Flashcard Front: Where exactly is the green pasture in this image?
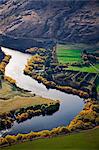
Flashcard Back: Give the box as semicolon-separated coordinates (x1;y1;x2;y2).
56;44;82;63
1;128;99;150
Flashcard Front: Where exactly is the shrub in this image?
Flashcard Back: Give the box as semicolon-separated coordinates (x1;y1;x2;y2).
25;132;37;140
82;110;96;123
16;134;24;141
0;137;8;146
91;104;99;113
59;127;70;134
5;135;16;145
4;76;16;84
39;130;50;137
51;127;61;135
84;122;94;129
95;117;99;125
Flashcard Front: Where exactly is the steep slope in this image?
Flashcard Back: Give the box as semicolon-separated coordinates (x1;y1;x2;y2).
0;0;99;49
0;47;5;61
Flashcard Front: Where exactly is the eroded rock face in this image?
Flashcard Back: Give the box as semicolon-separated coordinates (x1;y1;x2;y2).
0;0;99;49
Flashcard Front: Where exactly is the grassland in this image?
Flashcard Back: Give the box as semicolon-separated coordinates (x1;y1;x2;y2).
0;95;56;114
56;44;82;63
1;128;99;150
0;80;57;114
0;81;32;100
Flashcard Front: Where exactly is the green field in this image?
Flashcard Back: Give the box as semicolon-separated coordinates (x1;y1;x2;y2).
66;64;99;73
57;44;82;63
57;44;99;73
1;128;99;150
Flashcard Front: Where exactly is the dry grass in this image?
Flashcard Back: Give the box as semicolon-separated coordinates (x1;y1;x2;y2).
0;81;33;99
0;96;56;114
0;82;12;95
0;80;57;114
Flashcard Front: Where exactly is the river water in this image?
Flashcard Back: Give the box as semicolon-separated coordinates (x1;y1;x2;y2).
1;47;84;135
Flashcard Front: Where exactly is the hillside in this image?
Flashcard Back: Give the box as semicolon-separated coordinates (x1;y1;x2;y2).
0;0;99;50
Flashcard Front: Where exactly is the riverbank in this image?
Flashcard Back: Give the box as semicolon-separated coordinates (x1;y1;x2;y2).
24;72;99;131
0;127;99;150
0;94;60;130
24;72;89;99
24;56;89;99
0;98;98;148
0;55;11;75
0;50;60;131
0;77;60;131
0;93;59;114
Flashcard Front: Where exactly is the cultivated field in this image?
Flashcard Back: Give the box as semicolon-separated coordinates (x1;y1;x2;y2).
57;44;99;73
56;44;82;63
66;64;99;73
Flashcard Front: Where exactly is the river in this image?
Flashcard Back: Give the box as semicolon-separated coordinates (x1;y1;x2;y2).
1;47;84;136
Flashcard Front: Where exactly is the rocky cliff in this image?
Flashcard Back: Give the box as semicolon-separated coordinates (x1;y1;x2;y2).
0;0;99;50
